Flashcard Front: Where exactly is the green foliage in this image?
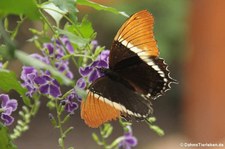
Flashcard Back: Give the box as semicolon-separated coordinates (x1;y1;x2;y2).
52;0;78;14
0;0;40;20
57;28;90;49
60;16;95;49
0;123;17;149
52;0;78;23
69;16;95;39
77;0;129;17
14;50;73;86
10;106;31;140
0;69;30;105
0;69;26;95
42;2;68;26
92;123;114;148
146;117;165;136
100;123;113;139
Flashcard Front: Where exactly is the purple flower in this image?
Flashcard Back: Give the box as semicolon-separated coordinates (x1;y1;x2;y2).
30;53;49;64
0;94;18;126
42;36;74;79
91;40;98;51
0;62;2;68
118;126;138;149
21;66;38;97
55;61;73;79
76;78;86;89
21;36;76;97
59;36;74;54
43;43;64;59
21;65;61;98
61;89;82;113
79;50;109;83
98;50;110;62
34;75;61;98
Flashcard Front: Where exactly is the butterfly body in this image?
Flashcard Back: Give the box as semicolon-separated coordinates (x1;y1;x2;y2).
81;10;176;128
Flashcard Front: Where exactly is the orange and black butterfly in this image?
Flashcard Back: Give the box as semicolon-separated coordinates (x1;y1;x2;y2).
81;10;176;128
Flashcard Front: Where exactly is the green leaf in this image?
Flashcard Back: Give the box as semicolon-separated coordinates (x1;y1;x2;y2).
92;133;100;143
14;50;73;86
41;3;67;26
77;0;129;17
103;125;113;138
0;0;40;20
69;16;95;39
52;0;78;14
75;86;87;100
0;123;17;149
57;28;90;48
58;138;64;147
107;136;124;149
149;125;165;136
147;117;156;123
0;69;30;105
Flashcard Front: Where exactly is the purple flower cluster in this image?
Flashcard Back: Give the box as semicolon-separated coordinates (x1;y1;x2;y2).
21;56;61;98
0;62;2;68
60;41;110;114
61;90;79;114
79;44;110;85
43;36;74;79
0;94;18;126
21;36;74;98
118;126;138;149
61;78;86;114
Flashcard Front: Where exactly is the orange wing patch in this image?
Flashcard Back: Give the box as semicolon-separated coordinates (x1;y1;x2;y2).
114;10;159;57
81;92;121;128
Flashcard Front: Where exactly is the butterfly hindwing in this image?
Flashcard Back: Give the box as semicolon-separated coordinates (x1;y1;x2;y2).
81;76;152;128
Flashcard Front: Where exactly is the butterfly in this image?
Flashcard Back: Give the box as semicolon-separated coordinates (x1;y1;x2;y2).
81;10;176;128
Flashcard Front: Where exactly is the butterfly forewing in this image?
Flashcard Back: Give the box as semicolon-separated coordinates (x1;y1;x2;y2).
110;10;175;98
110;10;159;68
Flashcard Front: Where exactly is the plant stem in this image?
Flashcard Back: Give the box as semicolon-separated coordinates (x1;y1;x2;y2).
55;99;66;149
99;126;108;149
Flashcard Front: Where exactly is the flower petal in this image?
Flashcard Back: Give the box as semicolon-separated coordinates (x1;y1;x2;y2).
89;69;99;82
91;40;98;51
65;102;78;113
98;50;110;61
125;136;138;146
97;60;108;68
34;76;47;85
0;94;9;108
66;71;74;79
3;107;13;116
49;84;61;97
6;99;18;111
30;53;49;64
43;43;54;55
39;84;49;94
76;78;86;89
1;114;14;126
79;67;93;76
